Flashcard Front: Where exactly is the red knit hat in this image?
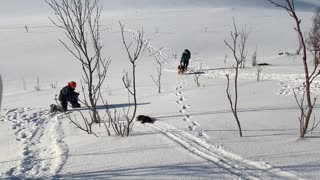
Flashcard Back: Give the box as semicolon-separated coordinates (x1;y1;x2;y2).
68;81;77;89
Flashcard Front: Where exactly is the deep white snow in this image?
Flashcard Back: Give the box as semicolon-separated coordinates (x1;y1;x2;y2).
1;0;320;179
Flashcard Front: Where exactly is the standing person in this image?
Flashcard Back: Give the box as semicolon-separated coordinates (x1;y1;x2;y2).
58;81;81;112
180;49;191;71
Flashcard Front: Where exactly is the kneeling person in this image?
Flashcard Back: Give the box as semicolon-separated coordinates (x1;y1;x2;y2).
58;81;81;112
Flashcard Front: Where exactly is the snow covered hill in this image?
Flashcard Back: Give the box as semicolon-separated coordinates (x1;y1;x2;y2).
1;0;320;179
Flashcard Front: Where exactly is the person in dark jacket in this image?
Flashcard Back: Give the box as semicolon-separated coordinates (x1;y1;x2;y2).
180;49;191;71
58;81;81;112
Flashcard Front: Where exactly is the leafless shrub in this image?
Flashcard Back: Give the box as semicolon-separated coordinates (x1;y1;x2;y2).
252;47;258;67
256;65;262;82
269;0;320;137
46;0;111;135
150;56;163;94
123;71;131;88
118;22;146;136
193;63;203;87
310;115;320;134
34;76;40;91
106;84;112;96
24;25;29;32
224;18;246;137
296;33;302;55
51;81;58;89
306;7;320;66
224;53;228;64
239;27;249;69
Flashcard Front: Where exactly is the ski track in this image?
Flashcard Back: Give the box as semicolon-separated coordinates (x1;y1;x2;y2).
0;108;68;179
148;121;303;180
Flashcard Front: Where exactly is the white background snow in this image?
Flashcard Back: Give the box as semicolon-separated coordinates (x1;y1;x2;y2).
1;0;320;179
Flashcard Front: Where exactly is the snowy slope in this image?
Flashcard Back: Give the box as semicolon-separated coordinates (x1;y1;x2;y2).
1;0;320;179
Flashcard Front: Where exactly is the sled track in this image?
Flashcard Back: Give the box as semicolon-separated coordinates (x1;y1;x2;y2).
148;122;303;180
1;108;68;179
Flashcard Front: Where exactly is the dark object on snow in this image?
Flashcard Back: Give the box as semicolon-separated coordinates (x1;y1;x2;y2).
278;52;291;56
49;104;62;113
136;115;154;124
58;81;81;112
257;63;271;66
180;49;191;71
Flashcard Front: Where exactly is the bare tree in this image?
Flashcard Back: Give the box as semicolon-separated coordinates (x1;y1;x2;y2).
34;76;40;91
268;0;320;137
193;63;203;87
50;81;58;89
224;18;246;137
306;7;320;66
256;65;263;82
120;22;146;136
296;32;302;55
24;25;29;33
0;74;2;111
252;47;258;67
240;28;248;69
46;0;111;135
150;56;163;94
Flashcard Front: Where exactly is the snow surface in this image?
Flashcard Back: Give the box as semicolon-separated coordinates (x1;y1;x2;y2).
1;0;320;179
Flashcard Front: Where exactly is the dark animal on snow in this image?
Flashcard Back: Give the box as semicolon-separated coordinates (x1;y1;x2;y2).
136;115;154;124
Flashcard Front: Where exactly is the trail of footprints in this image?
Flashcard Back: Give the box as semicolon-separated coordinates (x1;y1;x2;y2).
0;108;67;178
175;77;209;139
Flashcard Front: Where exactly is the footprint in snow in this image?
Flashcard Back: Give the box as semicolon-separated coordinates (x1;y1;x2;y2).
175;91;183;96
181;105;190;110
198;130;209;139
192;121;200;126
183;115;191;121
176;86;183;90
188;125;196;131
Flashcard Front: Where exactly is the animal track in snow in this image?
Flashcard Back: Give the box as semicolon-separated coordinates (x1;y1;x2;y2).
198;130;209;139
183;115;191;121
175;91;184;96
181;105;190;110
188;125;196;131
192;121;200;127
176;86;183;90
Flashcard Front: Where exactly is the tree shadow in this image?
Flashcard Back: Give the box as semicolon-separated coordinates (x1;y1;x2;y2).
52;162;227;180
72;102;150;111
154;104;301;120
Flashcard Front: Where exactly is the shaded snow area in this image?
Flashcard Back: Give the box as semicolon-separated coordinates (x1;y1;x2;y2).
1;0;320;179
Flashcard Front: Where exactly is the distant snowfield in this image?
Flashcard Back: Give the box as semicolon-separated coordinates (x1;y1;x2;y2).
1;1;320;179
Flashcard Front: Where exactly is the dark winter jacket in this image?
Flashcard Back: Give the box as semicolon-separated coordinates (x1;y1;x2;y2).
181;50;191;63
58;85;78;102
